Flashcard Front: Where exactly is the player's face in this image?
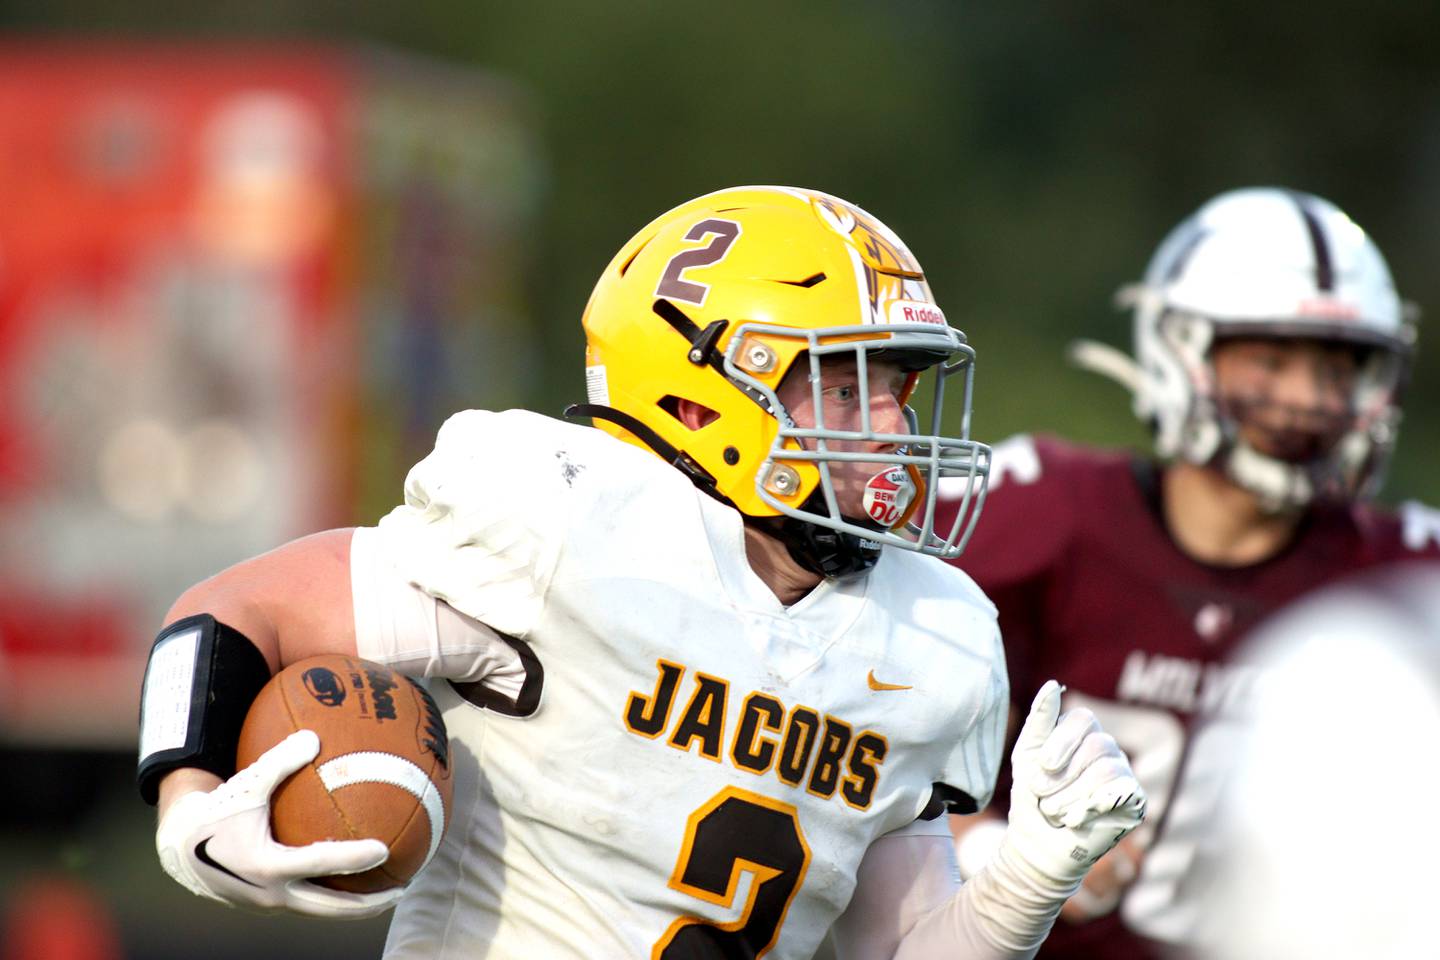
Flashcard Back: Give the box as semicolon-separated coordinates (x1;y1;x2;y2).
776;356;911;516
1211;337;1360;463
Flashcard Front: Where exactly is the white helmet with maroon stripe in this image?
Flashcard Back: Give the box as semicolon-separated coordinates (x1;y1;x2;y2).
1078;187;1416;510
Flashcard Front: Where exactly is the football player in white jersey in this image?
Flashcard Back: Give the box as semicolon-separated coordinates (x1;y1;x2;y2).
137;186;1145;959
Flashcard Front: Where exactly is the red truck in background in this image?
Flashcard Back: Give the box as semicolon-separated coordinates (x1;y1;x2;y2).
0;42;541;750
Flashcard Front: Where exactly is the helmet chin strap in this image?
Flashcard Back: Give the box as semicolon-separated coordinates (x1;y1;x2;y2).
564;402;736;509
1221;442;1314;514
755;464;919;580
745;505;882;581
747;475;900;580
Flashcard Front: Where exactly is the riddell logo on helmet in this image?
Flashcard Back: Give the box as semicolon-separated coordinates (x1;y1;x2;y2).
1297;298;1361;320
887;301;946;326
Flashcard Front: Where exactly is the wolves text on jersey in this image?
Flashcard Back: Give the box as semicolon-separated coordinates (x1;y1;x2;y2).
623;659;887;810
1116;650;1265;718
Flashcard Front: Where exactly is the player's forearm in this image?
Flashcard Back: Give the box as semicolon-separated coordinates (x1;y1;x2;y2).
143;531;360;815
895;841;1076;960
830;828;1062;960
149;577;305;820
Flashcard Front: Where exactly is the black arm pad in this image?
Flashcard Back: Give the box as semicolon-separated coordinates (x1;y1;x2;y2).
136;614;272;805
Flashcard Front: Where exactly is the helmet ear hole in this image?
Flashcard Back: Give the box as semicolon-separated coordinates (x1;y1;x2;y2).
660;395;721;431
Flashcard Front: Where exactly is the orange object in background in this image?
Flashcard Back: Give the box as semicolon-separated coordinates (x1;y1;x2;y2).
0;876;123;960
0;42;541;750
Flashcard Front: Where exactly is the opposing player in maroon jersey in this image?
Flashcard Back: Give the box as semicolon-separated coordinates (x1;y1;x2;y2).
940;187;1440;960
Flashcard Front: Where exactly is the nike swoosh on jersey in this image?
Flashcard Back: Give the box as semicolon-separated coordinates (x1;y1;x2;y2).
194;838;261;887
867;669;912;692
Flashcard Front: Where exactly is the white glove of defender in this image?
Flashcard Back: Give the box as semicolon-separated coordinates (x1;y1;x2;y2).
155;729;403;919
1004;680;1146;884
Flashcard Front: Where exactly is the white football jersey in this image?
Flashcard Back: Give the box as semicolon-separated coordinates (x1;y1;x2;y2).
353;409;1007;960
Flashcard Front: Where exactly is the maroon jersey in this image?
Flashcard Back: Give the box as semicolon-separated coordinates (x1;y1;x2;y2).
939;434;1440;960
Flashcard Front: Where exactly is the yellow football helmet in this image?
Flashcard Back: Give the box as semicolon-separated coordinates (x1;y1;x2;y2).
574;185;989;576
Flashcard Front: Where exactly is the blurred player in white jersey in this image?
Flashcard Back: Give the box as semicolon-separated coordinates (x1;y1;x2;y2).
1197;560;1440;960
136;185;1144;959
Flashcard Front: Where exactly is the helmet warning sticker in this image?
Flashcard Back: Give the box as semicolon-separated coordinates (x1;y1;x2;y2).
585;364;610;406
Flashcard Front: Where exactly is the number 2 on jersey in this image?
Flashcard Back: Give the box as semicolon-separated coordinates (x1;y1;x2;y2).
653;787;811;960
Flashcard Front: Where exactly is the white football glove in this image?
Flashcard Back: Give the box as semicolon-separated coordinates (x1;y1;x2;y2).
155;729;403;919
1003;680;1147;885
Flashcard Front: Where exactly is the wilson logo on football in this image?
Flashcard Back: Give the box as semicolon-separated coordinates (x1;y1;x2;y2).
885;300;946;326
302;667;347;707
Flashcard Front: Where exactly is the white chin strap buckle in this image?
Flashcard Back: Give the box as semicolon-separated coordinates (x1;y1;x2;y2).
862;466;915;529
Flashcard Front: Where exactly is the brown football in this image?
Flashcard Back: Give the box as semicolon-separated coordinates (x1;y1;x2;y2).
235;654;453;893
